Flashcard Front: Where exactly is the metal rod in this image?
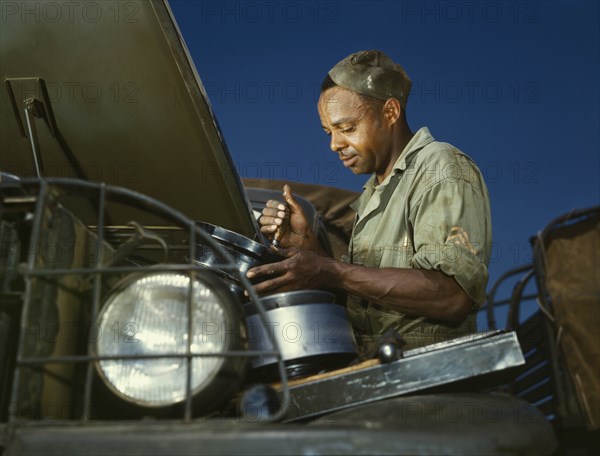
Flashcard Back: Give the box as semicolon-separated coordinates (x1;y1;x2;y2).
507;269;536;330
486;264;533;329
480;293;538;308
18;350;278;365
23;104;44;178
8;181;48;423
184;223;196;421
22;264;217;277
82;183;106;421
5;80;27;138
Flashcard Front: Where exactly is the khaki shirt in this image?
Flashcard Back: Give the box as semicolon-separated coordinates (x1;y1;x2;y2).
344;127;492;349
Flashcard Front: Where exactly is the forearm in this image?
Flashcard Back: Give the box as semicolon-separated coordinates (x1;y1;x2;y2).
323;260;473;322
248;250;473;322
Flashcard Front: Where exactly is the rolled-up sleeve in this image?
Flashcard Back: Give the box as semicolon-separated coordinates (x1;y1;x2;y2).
410;175;491;307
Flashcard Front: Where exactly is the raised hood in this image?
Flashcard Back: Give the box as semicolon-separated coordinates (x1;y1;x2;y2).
0;0;259;239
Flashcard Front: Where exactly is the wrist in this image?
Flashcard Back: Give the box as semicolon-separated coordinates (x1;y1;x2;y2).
318;255;344;287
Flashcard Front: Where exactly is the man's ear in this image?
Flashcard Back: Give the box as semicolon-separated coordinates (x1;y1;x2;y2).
383;98;402;125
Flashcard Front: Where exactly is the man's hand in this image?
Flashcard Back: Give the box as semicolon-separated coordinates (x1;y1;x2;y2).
246;247;333;294
258;184;319;252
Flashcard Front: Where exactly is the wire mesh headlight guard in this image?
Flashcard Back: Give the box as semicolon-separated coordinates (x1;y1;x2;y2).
1;177;290;423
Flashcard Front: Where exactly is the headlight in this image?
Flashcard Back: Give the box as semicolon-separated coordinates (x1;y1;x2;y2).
94;271;247;411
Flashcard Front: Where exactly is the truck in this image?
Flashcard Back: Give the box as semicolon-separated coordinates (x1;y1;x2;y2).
1;1;597;454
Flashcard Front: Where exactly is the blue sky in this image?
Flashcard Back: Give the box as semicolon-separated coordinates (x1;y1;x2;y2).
169;0;600;328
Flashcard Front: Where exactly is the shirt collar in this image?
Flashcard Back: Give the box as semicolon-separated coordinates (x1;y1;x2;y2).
362;126;436;191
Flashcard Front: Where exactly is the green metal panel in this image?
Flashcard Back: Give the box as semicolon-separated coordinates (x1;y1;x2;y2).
0;0;259;238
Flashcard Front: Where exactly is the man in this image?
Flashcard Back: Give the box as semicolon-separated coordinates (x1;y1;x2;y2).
247;50;492;349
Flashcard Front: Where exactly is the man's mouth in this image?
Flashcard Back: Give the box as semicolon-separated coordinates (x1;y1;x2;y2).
341;154;358;168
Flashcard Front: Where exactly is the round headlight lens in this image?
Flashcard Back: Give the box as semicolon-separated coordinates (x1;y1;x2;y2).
95;272;241;407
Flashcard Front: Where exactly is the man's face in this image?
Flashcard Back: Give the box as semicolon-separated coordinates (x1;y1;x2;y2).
318;87;393;179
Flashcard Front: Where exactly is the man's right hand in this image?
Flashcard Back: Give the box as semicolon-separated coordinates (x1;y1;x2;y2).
259;184;318;252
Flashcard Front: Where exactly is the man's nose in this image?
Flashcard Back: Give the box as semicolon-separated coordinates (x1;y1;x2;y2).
330;131;346;152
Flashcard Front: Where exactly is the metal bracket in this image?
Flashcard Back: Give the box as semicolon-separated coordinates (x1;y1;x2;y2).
278;331;525;422
4;78;85;181
5;78;58;137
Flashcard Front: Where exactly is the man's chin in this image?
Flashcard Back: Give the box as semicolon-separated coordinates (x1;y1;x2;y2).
349;166;368;175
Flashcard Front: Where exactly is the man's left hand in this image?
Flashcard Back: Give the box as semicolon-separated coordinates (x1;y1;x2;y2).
246;247;331;294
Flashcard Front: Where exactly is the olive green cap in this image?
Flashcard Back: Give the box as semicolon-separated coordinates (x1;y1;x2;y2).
328;50;412;108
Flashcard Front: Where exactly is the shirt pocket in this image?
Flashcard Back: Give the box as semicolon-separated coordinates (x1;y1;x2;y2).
374;244;414;269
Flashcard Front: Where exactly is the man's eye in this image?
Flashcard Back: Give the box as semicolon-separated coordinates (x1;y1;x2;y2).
341;127;355;134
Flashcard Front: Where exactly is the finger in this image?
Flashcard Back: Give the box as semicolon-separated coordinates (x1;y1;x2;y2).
250;275;289;294
261;207;280;218
266;199;285;209
283;184;303;215
246;262;282;279
260;225;278;235
259;216;282;227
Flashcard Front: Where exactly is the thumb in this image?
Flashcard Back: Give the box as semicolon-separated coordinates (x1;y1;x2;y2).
282;184;302;214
